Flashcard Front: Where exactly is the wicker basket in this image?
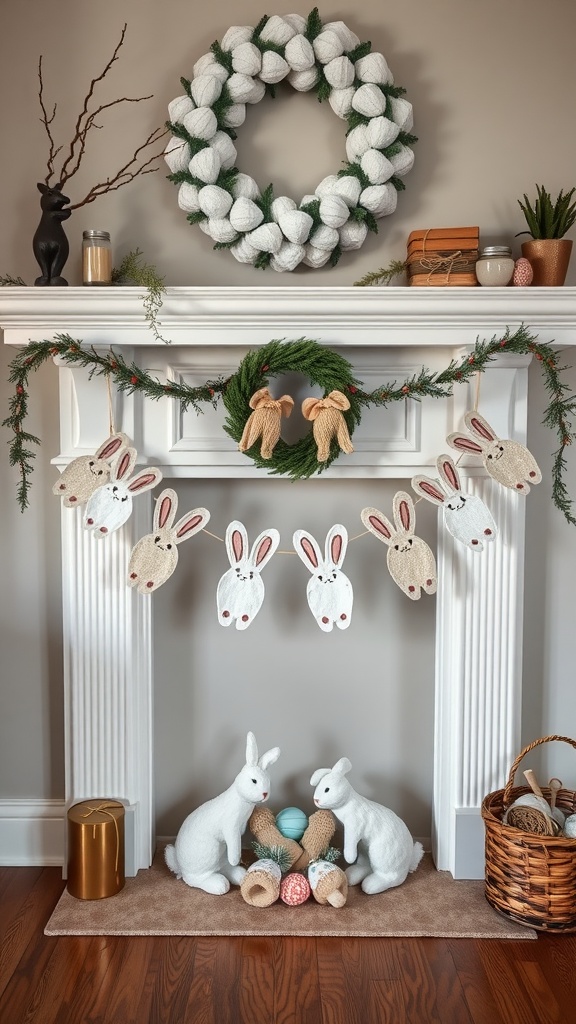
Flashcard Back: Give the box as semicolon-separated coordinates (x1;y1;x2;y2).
482;735;576;931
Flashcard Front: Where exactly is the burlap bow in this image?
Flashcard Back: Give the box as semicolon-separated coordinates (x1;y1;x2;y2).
302;390;354;463
238;387;294;460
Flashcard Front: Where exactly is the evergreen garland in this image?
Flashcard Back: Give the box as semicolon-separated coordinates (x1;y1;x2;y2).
4;328;576;525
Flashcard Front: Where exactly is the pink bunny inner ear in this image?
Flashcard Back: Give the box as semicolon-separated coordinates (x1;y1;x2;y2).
331;534;343;564
232;529;244;562
116;451;133;480
451;436;483;455
98;437;124;460
128;472;159;492
441;459;459;490
176;514;204;538
368;515;392;540
468;415;496;442
300;537;318;567
398;499;411;531
255;536;273;566
158;495;172;528
420;480;445;503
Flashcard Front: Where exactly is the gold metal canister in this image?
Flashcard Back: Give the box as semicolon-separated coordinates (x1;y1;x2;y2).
67;800;125;900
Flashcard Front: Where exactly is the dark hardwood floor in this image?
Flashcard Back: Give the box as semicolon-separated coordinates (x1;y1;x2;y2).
1;866;576;1023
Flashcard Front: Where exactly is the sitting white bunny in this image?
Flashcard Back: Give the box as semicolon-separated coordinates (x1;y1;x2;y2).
165;732;280;894
310;757;423;894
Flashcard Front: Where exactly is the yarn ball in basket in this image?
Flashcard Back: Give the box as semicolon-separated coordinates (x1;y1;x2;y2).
513;257;533;287
563;813;576;838
280;872;311;906
276;806;308;840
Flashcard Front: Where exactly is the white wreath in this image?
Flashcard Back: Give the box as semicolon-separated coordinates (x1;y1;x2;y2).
164;10;415;272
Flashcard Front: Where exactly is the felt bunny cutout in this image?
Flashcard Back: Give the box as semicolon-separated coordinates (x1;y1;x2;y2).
165;731;281;894
52;432;130;508
293;524;353;631
217;521;280;629
447;411;542;494
127;488;211;593
412;455;498;552
361;491;437;600
302;390;354;463
238;387;294;460
83;446;162;538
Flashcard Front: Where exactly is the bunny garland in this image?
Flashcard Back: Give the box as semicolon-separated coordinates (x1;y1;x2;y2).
293;524;353;630
83;447;163;538
301;390;354;462
127;488;210;593
53;432;130;508
361;492;437;600
238;387;294;459
447;412;542;494
412;455;498;552
165;9;415;271
217;521;280;629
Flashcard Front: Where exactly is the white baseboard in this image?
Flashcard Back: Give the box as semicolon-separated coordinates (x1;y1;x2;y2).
0;799;66;866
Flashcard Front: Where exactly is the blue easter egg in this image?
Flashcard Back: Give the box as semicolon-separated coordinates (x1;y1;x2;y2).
276;807;308;841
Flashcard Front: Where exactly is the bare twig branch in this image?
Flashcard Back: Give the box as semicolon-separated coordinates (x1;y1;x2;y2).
59;93;157;183
58;22;128;185
37;56;62;183
68;127;167;209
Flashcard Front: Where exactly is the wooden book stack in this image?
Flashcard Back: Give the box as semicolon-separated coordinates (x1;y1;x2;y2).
407;227;479;286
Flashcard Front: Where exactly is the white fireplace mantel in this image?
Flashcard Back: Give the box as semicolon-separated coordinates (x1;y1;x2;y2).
3;285;576;879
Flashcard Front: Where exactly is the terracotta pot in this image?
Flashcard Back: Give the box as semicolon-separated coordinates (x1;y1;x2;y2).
521;238;573;286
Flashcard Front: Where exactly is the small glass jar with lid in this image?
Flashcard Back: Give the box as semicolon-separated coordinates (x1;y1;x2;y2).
82;229;112;285
475;245;515;287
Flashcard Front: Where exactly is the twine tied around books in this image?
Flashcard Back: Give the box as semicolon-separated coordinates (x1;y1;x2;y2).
418;228;473;284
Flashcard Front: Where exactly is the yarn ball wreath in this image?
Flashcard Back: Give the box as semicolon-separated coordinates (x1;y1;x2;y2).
222;338;364;478
164;8;416;271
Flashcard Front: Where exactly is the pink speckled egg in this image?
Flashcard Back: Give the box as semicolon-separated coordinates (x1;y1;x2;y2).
513;257;533;287
280;872;311;906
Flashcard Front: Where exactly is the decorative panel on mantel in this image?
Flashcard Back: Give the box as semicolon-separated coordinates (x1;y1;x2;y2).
2;287;575;878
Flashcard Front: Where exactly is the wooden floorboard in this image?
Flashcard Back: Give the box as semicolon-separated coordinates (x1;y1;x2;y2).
1;867;576;1024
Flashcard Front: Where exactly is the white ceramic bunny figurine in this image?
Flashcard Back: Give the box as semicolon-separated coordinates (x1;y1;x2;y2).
127;488;210;593
83;447;162;538
293;524;353;631
217;521;280;629
412;454;497;551
165;732;280;894
310;757;423;894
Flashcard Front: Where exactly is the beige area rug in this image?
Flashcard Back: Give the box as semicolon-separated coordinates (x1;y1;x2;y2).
45;850;536;939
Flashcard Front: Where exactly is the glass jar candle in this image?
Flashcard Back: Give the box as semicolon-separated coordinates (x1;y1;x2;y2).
82;229;112;285
475;246;514;287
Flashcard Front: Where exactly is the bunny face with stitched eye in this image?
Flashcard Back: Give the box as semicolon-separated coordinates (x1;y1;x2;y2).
412;455;497;552
216;521;280;629
293;525;353;632
447;412;541;494
83;447;162;538
128;488;210;593
53;433;129;508
361;491;437;601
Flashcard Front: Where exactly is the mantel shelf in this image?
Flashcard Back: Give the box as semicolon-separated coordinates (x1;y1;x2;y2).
2;286;576;349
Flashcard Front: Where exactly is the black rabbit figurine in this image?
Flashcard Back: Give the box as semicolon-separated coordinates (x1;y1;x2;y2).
33;182;71;285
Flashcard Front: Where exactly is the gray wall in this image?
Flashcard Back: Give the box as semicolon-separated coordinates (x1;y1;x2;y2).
1;0;576;829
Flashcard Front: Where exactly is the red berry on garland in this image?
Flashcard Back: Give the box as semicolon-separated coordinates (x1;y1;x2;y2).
261;364;270;373
468;356;475;364
402;385;410;394
280;873;310;906
130;375;138;384
348;385;357;394
16;385;24;394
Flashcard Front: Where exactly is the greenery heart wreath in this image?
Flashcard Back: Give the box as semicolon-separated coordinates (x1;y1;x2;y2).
164;8;416;271
5;327;576;526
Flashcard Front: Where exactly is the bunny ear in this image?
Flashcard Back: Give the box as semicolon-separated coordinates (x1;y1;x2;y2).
360;507;395;546
412;475;446;506
127;468;163;494
259;746;280;770
293;530;323;572
310;767;330;786
249;386;271;410
301;397;323;422
173;507;210;543
465;412;498;443
249;529;280;570
437;454;460;492
278;395;294;418
153;488;178;531
226;521;248;566
246;731;258;767
393;491;415;535
111;447;137;481
332;756;352;775
326;524;348;568
95;432;130;461
446;432;485;456
326;389;351;411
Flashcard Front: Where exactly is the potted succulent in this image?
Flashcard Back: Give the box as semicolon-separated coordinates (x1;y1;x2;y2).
517;185;576;285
